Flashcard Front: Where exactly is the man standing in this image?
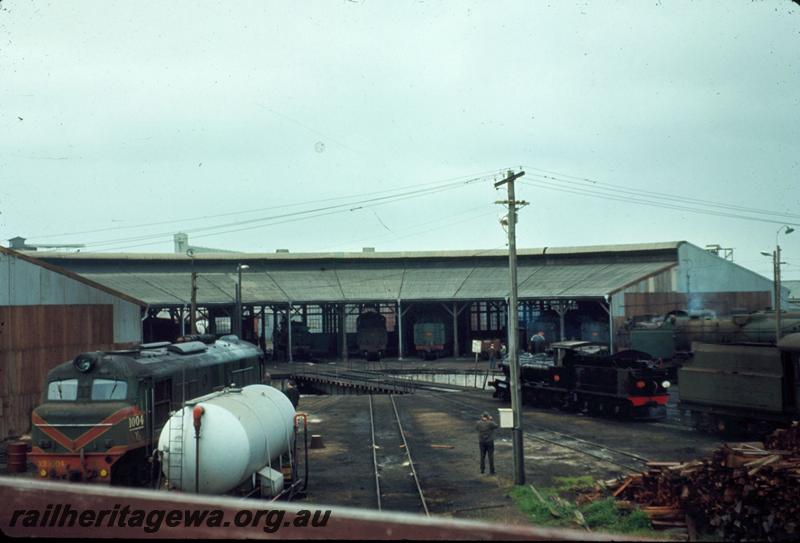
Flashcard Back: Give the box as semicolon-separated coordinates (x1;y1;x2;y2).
530;329;546;354
487;343;497;369
284;380;300;408
476;411;498;475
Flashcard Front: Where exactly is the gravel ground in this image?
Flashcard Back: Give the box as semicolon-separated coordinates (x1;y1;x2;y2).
298;387;724;526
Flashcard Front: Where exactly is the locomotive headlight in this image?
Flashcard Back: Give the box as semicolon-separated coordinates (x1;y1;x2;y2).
661;380;671;389
99;468;109;478
73;354;95;373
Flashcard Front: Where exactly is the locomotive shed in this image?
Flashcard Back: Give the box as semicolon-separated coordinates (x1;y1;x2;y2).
296;382;724;523
1;240;782;535
22;239;777;371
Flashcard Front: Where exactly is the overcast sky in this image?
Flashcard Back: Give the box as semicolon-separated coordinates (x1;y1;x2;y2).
1;1;798;279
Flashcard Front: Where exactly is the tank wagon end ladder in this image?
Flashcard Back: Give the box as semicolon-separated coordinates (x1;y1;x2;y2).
165;412;185;489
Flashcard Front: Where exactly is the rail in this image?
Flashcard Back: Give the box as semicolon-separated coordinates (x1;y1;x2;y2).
433;393;651;474
368;394;430;516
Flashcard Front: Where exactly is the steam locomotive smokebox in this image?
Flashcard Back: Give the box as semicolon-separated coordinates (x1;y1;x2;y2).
498;408;513;429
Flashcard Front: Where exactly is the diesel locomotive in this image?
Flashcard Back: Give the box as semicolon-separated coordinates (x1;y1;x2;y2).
492;341;672;420
29;335;262;486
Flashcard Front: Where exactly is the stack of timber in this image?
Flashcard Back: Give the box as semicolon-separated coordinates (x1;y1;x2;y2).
604;423;800;541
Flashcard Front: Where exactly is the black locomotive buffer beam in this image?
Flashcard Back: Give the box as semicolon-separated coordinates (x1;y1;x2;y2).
368;394;430;516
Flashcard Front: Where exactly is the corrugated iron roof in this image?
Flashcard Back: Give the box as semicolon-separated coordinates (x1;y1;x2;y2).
0;246;147;307
77;259;676;305
21;241;683;262
19;241;686;306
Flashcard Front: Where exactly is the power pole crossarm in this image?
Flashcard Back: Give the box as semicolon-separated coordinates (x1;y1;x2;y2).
494;170;526;188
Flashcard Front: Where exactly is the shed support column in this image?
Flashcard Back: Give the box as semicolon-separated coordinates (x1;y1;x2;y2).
339;303;348;363
271;305;278;343
598;297;613;353
260;305;266;354
452;302;460;358
608;296;614;353
552;302;568;341
287;303;293;363
442;302;466;359
397;299;403;361
208;308;217;336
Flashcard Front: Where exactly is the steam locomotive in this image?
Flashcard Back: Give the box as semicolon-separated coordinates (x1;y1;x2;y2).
356;311;388;361
625;310;800;360
492;341;672;420
29;335;262;486
274;320;312;360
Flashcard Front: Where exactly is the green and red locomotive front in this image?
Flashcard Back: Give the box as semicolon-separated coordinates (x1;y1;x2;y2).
30;336;263;485
30;352;150;484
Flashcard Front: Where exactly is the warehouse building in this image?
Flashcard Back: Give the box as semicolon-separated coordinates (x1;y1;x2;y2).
23;241;777;361
0;247;144;439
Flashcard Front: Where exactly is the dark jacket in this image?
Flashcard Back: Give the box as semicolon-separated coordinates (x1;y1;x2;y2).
284;386;300;408
476;419;498;444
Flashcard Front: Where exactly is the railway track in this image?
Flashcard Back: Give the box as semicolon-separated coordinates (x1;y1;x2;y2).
368;394;430;516
432;392;651;474
297;393;343;412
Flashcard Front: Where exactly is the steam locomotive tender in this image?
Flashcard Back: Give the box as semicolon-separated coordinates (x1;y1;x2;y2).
678;333;800;435
413;318;446;360
30;335;262;486
492;341;672;420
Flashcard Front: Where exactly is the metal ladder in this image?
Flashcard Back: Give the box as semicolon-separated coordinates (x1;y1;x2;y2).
166;410;184;490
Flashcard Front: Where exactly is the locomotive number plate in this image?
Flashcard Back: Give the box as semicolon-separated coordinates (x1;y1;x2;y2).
37;459;66;469
128;414;145;431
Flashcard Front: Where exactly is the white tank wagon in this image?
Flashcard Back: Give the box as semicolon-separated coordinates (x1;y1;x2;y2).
157;384;297;496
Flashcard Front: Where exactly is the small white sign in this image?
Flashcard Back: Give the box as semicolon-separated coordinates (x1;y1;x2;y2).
498;408;513;428
472;340;482;354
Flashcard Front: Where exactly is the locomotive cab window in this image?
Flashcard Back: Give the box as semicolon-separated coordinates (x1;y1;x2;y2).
47;379;79;401
91;379;128;400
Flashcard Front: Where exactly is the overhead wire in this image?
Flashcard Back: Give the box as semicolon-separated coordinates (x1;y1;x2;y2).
316;204;494;252
520;177;800;228
29;166;514;241
523;165;800;221
80;173;500;251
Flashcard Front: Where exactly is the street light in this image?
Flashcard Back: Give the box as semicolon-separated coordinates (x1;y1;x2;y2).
236;264;250;338
763;226;794;342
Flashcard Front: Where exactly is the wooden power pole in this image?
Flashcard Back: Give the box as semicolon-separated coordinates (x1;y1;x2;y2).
190;271;198;335
495;169;527;486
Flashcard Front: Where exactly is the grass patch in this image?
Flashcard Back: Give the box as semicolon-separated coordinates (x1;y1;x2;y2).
551;475;596;492
509;483;657;537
